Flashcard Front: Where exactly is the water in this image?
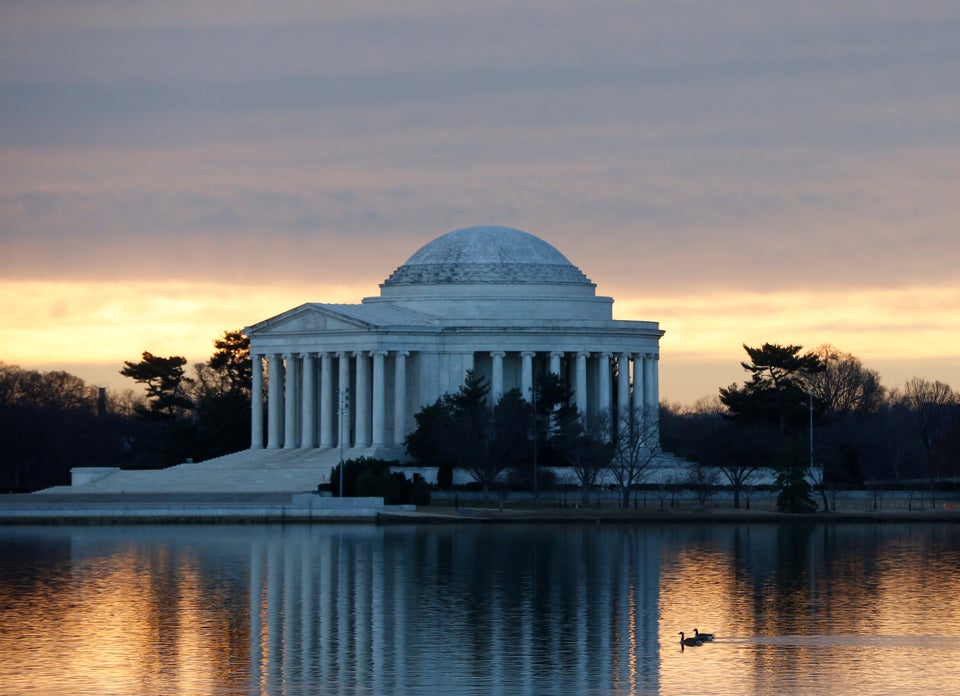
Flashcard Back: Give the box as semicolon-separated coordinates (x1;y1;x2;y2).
1;522;959;695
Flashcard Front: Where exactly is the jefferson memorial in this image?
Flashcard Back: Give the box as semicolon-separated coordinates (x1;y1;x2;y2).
246;225;663;461
53;225;664;495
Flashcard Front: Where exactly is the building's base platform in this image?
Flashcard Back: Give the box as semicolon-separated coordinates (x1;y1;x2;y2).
37;447;405;496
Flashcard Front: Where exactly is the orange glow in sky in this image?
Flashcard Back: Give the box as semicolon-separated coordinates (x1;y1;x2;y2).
2;1;959;404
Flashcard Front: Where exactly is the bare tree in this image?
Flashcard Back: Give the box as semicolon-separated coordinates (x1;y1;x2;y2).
568;410;614;504
608;406;660;508
712;423;773;509
663;397;763;510
892;378;958;484
686;462;721;510
809;345;885;418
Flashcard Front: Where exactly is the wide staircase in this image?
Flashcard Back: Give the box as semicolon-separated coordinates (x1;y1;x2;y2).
39;447;404;495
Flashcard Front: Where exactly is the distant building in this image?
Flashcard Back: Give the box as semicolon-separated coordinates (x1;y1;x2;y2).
245;225;664;461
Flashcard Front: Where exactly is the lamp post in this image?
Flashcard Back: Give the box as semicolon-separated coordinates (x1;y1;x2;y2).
532;383;539;508
338;387;349;498
808;389;814;472
809;387;828;511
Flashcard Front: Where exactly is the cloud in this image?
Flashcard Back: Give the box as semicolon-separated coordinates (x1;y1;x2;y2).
2;0;959;402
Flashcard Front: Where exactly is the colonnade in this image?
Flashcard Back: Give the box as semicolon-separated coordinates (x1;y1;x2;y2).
250;350;409;450
250;349;659;450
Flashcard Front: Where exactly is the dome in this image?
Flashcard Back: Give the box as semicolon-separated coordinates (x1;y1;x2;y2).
382;226;593;286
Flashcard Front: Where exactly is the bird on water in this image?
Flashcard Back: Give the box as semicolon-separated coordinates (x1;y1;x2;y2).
694;628;714;641
679;632;702;647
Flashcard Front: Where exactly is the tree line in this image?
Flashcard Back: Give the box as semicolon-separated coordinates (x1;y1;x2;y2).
0;330;251;492
661;343;960;510
401;342;960;511
3;335;958;508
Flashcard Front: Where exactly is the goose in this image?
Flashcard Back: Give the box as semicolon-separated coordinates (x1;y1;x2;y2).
694;628;715;641
679;632;702;647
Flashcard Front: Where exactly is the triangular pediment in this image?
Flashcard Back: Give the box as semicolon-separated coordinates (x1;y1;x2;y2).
245;302;440;336
245;304;373;336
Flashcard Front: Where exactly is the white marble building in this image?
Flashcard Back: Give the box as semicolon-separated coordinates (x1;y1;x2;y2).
48;225;665;494
245;225;664;461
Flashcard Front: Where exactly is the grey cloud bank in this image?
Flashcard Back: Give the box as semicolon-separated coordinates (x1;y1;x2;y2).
2;0;959;402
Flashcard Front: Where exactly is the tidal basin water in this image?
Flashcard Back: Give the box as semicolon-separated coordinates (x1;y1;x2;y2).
2;522;959;696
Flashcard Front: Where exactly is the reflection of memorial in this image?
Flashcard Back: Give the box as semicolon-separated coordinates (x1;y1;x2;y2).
7;524;957;694
246;525;662;694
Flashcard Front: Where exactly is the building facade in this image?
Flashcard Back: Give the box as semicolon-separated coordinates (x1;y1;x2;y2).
244;226;664;460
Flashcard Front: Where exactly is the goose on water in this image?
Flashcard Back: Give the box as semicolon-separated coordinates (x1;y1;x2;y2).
679;632;702;647
694;629;714;641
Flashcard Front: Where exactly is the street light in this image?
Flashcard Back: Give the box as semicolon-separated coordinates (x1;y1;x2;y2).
531;383;539;508
338;387;349;498
809;389;814;472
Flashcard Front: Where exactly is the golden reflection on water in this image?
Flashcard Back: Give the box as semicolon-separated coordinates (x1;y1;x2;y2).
2;523;960;695
658;524;960;695
0;529;250;695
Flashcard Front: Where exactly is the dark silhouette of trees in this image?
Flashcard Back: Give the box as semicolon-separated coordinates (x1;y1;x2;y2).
119;330;253;465
719;343;825;511
120;352;194;422
890;378;958;484
809;345;885;418
0;362;152;491
192;330;252;460
803;345;884;488
404;370;533;501
405;400;455;484
121;351;196;464
206;330;252;395
720;343;825;437
568;411;614;504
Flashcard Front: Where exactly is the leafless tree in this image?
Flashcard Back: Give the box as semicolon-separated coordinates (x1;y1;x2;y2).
712;422;773;509
890;378;958;483
808;345;885;418
608;406;660;508
686;461;721;509
568;410;614;504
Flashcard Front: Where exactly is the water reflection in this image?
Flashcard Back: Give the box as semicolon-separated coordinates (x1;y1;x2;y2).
1;523;960;695
244;525;661;695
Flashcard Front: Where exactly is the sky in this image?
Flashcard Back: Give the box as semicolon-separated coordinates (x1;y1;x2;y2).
1;0;959;406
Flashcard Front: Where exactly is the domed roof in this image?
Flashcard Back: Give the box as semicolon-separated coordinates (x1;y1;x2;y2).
382;226;592;286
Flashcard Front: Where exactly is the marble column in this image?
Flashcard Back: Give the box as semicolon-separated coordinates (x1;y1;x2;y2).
251;353;264;449
550;351;563;377
284;353;299;449
632;354;645;425
617;353;630;432
647;353;660;441
596;352;611;426
267;354;284;449
521;351;535;401
575;352;589;419
301;352;317;448
337;352;351;448
355;351;371;447
644;353;657;412
372;350;387;447
394;351;408;446
320;353;334;447
491;351;505;405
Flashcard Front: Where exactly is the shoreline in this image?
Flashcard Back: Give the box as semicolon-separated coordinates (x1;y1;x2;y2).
2;493;959;525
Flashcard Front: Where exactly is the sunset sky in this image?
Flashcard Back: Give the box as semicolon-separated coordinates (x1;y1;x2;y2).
2;1;958;405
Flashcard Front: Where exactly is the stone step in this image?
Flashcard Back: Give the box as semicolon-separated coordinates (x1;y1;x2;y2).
44;447;397;495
